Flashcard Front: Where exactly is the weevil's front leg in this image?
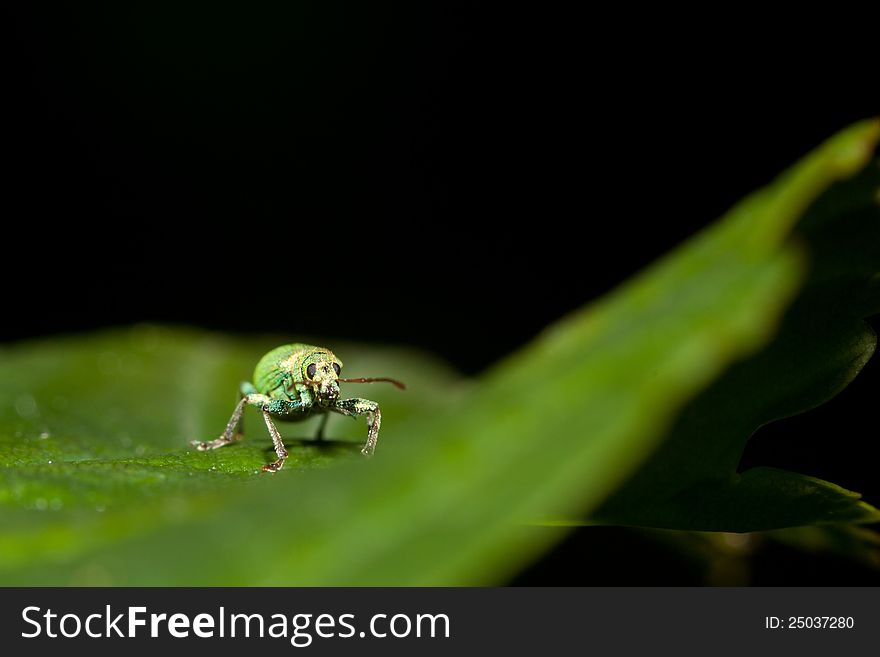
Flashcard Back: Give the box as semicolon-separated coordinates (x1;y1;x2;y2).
193;391;303;472
331;398;381;456
259;399;304;472
261;407;288;473
190;389;268;451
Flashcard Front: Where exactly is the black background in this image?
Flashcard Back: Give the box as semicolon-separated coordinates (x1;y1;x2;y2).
3;3;879;584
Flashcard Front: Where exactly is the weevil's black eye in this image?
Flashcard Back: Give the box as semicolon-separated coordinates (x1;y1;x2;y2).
306;363;317;379
333;363;341;375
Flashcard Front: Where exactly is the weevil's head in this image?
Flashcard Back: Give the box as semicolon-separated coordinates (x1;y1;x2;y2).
301;349;343;405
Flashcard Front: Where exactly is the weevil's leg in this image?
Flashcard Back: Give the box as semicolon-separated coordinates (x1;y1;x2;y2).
237;381;259;435
191;391;269;451
253;399;302;472
331;398;381;456
314;411;330;442
192;396;247;451
261;408;288;473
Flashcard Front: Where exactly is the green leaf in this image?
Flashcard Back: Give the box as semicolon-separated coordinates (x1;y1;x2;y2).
0;328;465;572
0;120;877;584
593;151;880;531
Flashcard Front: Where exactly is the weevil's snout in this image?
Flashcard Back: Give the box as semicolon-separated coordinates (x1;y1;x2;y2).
320;380;340;402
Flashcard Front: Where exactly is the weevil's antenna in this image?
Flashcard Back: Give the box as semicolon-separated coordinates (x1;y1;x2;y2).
338;377;406;390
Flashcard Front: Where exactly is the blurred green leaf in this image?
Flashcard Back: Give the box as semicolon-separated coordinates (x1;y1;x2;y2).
0;120;877;584
593;153;880;531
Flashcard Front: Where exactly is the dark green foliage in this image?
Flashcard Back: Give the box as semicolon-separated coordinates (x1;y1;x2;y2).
595;155;880;531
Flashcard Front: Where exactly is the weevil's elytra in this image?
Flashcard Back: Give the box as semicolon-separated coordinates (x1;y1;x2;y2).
190;344;405;472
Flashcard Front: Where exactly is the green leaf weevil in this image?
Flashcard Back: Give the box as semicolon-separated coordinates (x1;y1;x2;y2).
191;343;405;472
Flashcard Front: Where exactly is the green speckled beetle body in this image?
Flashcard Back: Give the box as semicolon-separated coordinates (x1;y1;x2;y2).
191;344;405;472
